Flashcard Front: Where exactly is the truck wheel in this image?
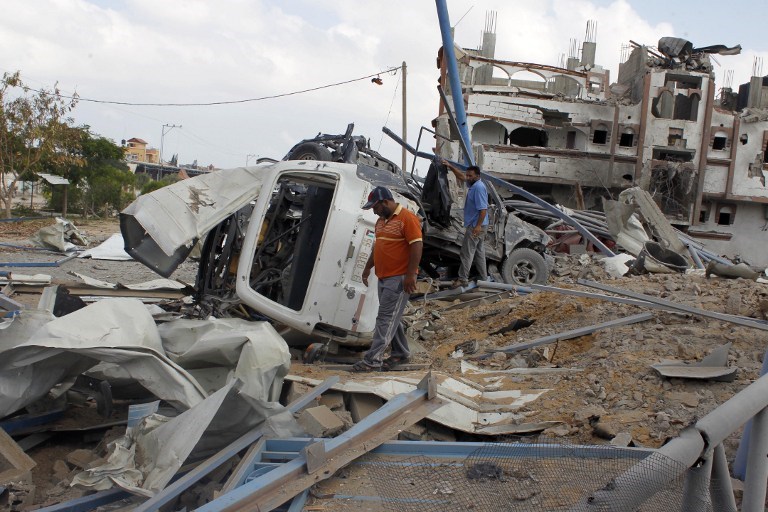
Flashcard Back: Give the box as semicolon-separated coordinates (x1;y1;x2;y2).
287;143;332;161
501;248;548;285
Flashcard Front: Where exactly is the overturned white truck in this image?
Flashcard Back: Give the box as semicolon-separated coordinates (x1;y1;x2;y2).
121;137;551;348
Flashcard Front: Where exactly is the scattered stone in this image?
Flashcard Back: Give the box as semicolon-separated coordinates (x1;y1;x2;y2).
543;424;571;437
423;422;457;442
574;405;607;423
610;432;633;447
297;405;345;437
285;382;314;410
65;449;97;470
333;409;354;430
420;328;437;341
588;416;616;440
726;293;742;315
399;423;427;441
490;352;507;363
52;460;70;481
669;392;699;408
318;391;345;411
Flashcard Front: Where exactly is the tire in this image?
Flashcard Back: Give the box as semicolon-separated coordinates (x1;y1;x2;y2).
501;248;549;285
286;142;332;161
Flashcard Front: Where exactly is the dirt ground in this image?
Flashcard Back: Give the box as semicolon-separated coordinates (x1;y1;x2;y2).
1;216;767;509
0;216;198;286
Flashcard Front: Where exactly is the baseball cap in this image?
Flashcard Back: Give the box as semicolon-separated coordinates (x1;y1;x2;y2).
362;186;394;209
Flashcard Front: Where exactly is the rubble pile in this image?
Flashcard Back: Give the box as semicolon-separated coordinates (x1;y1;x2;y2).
2;219;767;510
409;255;766;450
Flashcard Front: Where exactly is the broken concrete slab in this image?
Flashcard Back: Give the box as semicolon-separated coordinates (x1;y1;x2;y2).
652;343;737;382
347;393;384;423
706;261;760;281
65;449;98;470
616;188;689;259
298;406;345;437
287;373;550;435
284;382;314;409
318;391;345;411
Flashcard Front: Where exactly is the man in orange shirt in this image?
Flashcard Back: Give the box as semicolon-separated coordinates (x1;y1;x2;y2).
353;186;423;371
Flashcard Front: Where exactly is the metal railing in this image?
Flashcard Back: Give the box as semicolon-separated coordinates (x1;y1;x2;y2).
570;372;768;511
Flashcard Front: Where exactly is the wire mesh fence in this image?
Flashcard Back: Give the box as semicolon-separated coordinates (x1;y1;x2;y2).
364;437;715;512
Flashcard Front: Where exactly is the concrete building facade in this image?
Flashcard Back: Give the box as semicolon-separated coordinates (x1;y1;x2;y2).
124;137;159;164
435;28;768;266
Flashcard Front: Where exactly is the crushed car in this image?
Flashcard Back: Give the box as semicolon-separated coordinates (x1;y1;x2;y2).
121;125;552;349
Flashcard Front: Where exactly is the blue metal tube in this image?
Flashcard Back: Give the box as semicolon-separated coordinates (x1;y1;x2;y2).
435;0;474;165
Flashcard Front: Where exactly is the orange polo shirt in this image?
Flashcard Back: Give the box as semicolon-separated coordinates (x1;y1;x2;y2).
373;204;423;279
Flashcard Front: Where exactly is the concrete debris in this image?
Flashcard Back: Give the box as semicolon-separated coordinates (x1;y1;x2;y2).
30;218;88;253
297;405;345;438
347;393;384;423
4;19;768;509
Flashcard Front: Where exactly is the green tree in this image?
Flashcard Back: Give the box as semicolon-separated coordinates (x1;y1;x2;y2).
141;174;181;195
47;128;135;217
0;71;78;218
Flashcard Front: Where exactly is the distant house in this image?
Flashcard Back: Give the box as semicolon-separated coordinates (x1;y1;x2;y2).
124;138;159;164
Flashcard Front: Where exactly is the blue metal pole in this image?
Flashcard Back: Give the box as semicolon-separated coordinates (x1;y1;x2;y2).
435;0;474;166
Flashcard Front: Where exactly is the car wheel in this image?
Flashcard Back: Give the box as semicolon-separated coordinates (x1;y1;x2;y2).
286;142;332;161
501;248;548;285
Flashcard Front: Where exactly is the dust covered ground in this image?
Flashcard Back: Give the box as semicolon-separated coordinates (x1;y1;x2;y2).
1;216;766;509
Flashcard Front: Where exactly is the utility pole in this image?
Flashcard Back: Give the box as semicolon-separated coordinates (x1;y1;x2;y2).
160;123;182;178
401;61;407;175
246;154;257;166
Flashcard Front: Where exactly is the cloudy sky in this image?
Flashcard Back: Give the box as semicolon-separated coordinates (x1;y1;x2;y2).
2;0;766;172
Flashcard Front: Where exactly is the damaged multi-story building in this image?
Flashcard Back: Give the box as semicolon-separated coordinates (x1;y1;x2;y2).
435;18;768;267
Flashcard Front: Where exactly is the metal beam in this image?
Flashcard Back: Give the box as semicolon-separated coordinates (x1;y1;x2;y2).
477;280;656;309
134;376;339;512
32;488;131;512
578;279;768;331
198;374;441;512
0;292;22;311
489;312;654;354
262;438;653;460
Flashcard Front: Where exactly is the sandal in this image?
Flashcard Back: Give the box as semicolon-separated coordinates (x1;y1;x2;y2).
382;356;410;371
350;360;378;372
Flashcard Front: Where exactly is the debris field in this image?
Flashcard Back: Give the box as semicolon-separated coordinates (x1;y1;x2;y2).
1;216;767;511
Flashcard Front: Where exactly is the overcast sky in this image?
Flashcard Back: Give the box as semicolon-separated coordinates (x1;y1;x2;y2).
2;0;766;172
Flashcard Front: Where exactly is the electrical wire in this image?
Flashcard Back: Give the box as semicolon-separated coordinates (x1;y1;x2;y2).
18;67;401;107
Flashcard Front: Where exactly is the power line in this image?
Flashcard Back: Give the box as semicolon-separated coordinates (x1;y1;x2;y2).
20;67;401;107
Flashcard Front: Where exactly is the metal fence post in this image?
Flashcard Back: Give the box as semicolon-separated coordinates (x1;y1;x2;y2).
742;406;768;512
681;453;712;512
710;444;737;512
